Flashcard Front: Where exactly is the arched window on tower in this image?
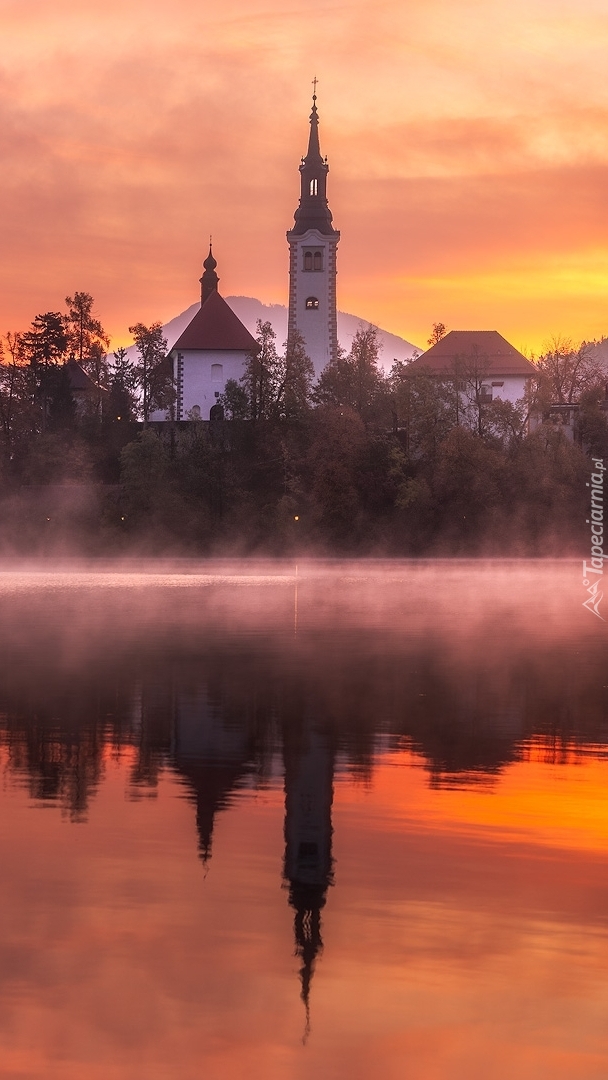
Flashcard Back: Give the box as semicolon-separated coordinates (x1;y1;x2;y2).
309;178;318;196
304;252;313;271
305;297;319;310
313;251;323;271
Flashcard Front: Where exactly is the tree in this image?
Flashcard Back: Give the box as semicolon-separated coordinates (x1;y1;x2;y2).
312;346;352;408
219;378;249;420
128;322;171;426
275;330;315;421
389;363;456;459
428;322;448;347
21;312;68;369
347;324;385;419
241;320;280;421
306;407;368;543
535;338;604;406
47;364;77;432
20;313;69;433
107;347;139;422
314;324;386;424
0;334;39;472
120;430;170;518
65;292;110;381
451;353;493;437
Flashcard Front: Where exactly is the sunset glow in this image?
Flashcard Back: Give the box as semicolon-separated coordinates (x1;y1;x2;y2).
3;0;608;353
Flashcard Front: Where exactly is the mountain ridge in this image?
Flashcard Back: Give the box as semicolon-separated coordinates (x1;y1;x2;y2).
159;296;420;370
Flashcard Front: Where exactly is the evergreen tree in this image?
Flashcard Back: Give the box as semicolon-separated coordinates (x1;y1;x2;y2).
21;312;68;369
241;319;281;421
276;330;315;421
128;322;172;426
108;347;138;422
0;333;38;469
65;292;110;380
21;313;69;433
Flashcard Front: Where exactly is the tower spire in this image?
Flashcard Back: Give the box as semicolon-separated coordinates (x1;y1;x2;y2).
290;87;334;236
286;90;340;374
304;79;323;165
200;240;219;304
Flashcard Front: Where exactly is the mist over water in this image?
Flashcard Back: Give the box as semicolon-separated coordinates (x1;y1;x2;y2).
0;561;607;1079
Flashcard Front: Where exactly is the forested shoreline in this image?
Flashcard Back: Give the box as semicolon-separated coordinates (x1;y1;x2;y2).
1;294;606;556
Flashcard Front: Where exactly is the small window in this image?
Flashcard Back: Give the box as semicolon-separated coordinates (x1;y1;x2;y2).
305;297;319;309
190;405;201;419
211;363;223;385
304;251;313;271
309;178;318;196
298;841;319;864
313;251;322;270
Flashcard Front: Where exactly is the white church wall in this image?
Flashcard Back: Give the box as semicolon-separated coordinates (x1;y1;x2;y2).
150;349;248;421
181;349;246;419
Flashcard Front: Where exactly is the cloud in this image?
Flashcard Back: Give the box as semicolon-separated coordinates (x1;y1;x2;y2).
2;0;608;349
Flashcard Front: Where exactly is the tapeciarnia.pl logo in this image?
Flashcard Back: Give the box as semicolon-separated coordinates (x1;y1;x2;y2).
582;458;606;620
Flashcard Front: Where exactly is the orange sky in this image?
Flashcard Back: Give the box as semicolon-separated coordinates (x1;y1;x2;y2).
2;0;608;354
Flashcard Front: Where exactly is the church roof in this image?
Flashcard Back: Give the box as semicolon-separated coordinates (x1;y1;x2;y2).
172;289;259;353
289;95;338;239
66;359;108;395
408;330;537;377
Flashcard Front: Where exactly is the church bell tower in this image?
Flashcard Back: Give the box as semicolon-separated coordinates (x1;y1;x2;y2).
287;87;340;377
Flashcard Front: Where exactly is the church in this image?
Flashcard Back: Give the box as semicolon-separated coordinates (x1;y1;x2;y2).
155;91;340;421
157;92;534;423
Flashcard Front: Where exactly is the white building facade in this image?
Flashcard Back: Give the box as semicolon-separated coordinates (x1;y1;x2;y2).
408;330;537;406
287;94;340;378
154;247;259;422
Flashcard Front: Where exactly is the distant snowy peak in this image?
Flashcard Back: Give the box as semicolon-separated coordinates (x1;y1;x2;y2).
161;296;420;370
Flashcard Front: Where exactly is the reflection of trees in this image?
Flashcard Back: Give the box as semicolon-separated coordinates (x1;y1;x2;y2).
0;668;134;819
0;618;607;817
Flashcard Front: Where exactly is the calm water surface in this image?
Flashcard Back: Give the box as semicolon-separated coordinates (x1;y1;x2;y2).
0;561;607;1079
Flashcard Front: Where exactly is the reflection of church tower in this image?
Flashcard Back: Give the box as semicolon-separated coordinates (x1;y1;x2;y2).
287;89;340;377
283;714;335;1039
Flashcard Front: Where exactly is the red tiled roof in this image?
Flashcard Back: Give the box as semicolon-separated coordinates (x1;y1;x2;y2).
172;290;259;353
408;331;537;377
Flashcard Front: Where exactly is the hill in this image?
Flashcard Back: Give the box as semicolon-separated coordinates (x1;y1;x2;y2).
158;296;419;371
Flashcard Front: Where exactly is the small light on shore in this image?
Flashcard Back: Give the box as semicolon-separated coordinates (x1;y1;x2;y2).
294;515;299;521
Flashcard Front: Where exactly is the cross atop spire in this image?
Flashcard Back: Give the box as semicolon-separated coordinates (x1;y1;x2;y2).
289;88;337;236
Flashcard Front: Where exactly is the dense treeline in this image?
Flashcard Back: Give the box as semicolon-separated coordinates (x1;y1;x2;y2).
1;299;606;555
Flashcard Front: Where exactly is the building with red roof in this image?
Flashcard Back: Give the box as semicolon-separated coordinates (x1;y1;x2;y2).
407;330;537;405
152;246;259;421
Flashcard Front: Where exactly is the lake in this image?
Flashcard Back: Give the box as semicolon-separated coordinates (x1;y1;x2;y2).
0;561;606;1079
